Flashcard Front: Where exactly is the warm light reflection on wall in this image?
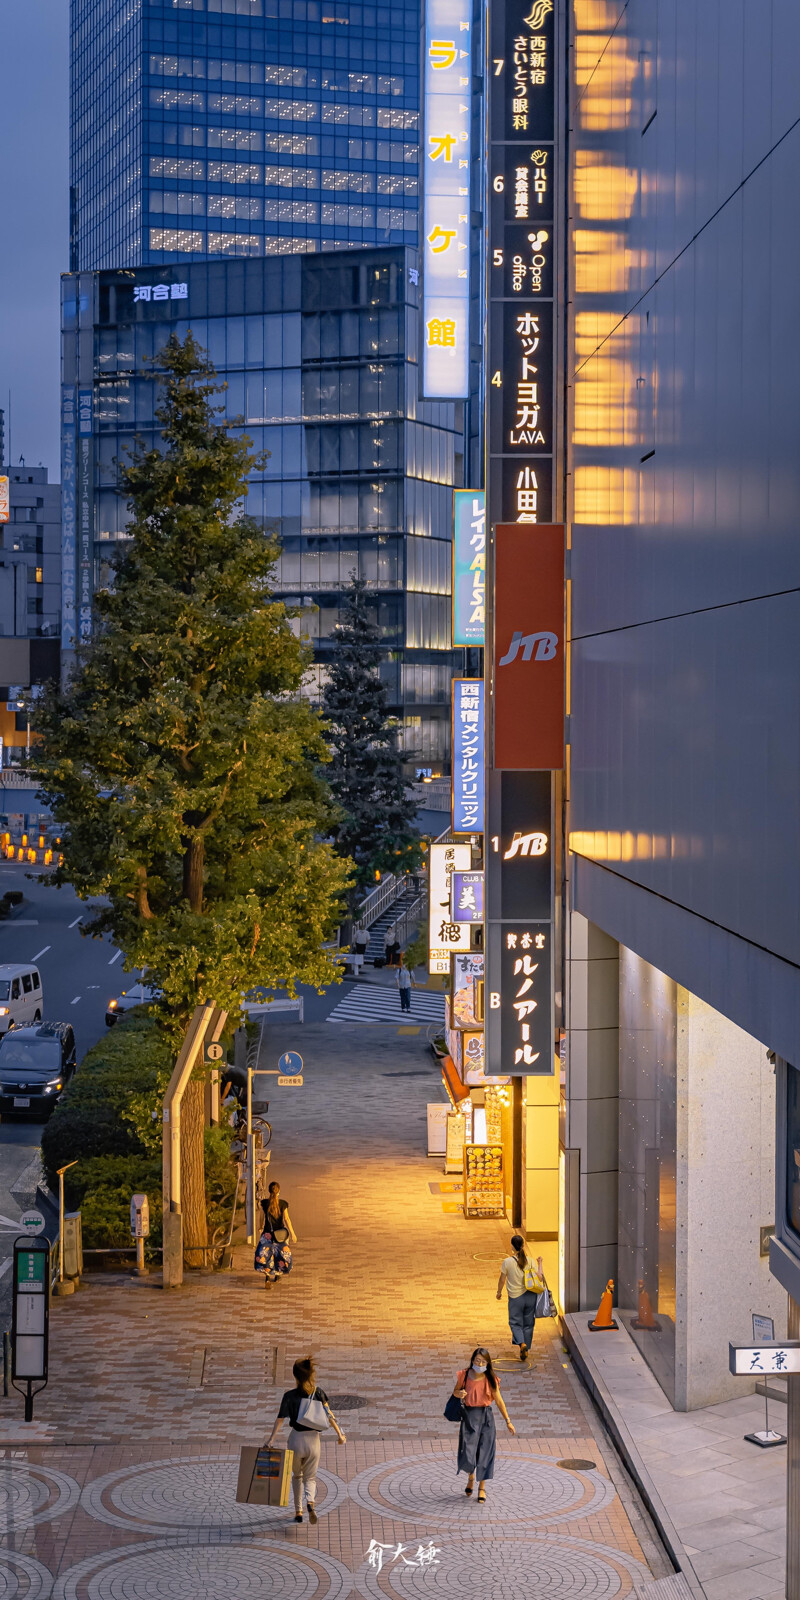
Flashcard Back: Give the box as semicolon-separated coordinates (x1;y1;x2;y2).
572;466;636;523
573;150;637;221
574;229;629;295
570;832;706;861
574;4;636;132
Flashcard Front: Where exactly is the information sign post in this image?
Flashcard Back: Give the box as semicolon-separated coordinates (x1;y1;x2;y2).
11;1236;50;1421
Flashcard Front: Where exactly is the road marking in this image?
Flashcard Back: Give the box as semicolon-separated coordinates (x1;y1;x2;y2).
87;984;99;990
31;947;50;962
0;1259;11;1280
69;917;82;929
11;921;38;927
108;950;121;966
71;995;81;1006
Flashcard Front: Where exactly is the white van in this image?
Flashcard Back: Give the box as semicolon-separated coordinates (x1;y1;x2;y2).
0;966;43;1035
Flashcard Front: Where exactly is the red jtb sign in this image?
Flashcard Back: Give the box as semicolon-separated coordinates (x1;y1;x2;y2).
493;523;565;770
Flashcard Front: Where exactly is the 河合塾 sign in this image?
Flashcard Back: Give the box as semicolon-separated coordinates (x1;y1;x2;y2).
453;491;485;646
421;0;472;398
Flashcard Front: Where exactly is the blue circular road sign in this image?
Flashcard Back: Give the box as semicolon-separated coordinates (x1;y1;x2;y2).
278;1050;303;1075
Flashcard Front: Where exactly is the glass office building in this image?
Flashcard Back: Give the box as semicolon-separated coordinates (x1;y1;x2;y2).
61;247;460;765
71;0;420;271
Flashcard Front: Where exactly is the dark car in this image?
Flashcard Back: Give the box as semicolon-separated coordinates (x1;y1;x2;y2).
0;1023;77;1116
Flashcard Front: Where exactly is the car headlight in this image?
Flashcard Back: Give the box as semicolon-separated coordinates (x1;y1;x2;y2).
107;1000;117;1010
0;1008;9;1017
44;1079;62;1093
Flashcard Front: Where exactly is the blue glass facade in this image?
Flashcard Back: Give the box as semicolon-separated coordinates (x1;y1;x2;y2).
61;247;460;765
70;0;421;270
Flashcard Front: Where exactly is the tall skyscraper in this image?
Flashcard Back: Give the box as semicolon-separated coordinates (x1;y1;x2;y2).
61;248;460;765
70;0;421;272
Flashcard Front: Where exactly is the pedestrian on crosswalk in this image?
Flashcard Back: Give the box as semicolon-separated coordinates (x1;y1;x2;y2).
396;954;414;1012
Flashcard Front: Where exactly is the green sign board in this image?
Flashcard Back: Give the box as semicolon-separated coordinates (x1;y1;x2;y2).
16;1249;46;1290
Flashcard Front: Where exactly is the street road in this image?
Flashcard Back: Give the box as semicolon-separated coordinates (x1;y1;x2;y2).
0;862;125;1329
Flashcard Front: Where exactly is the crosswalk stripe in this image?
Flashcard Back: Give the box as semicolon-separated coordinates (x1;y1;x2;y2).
327;982;446;1024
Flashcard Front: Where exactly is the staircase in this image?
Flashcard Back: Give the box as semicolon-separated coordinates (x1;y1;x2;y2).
364;886;422;963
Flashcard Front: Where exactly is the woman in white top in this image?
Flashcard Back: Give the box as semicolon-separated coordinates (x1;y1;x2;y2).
497;1233;543;1362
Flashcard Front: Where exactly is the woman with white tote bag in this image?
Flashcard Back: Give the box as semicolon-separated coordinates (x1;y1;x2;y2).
267;1356;346;1523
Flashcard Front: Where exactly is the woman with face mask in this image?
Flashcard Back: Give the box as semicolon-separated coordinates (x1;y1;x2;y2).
452;1347;515;1502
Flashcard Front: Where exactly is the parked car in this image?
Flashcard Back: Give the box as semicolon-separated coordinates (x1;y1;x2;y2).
105;982;161;1026
0;1023;76;1115
0;965;43;1035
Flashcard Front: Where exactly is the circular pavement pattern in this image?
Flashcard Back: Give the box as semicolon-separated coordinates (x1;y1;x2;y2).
0;1551;53;1600
54;1541;352;1600
346;1451;616;1526
80;1456;347;1533
356;1537;648;1600
0;1462;80;1530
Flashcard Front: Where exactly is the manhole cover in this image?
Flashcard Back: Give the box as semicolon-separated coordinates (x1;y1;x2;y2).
556;1459;596;1472
327;1394;370;1411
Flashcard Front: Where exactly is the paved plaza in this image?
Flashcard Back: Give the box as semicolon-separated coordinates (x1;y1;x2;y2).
0;1023;673;1598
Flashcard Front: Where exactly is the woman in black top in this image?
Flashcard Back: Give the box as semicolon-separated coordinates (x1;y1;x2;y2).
268;1356;346;1523
259;1181;297;1286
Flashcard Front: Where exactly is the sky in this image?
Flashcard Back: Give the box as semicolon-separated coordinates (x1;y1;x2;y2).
0;1;69;478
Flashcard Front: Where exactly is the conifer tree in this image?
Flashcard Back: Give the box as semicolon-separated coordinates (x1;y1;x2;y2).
34;334;351;1255
323;576;422;895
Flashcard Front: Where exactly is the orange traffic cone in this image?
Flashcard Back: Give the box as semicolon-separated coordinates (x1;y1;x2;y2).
632;1280;662;1331
588;1278;618;1332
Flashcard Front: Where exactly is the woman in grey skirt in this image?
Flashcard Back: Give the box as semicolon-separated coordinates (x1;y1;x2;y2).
452;1347;515;1503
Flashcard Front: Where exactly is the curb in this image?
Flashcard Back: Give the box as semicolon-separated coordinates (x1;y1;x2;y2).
562;1314;705;1600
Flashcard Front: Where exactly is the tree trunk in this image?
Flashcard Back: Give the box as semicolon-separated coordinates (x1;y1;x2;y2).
183;834;204;913
181;1077;208;1268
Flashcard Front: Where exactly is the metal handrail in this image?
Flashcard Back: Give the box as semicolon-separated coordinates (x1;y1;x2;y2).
393;891;426;951
353;873;409;932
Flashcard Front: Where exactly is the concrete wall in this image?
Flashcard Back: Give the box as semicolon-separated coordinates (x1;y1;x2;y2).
566;911;619;1308
676;989;786;1410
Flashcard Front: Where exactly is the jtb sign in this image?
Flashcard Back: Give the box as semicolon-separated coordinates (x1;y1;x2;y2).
485;770;553;1076
452;678;484;833
421;0;472;397
494;523;564;769
453;491;486;645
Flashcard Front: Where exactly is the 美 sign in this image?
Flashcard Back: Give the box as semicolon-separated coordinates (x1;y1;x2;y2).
451;870;484;922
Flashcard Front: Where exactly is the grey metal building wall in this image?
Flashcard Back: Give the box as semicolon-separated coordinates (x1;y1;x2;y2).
567;1;800;1064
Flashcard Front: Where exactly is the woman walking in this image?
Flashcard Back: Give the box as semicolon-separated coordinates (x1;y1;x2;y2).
452;1347;515;1503
267;1356;346;1524
256;1181;297;1287
396;953;413;1013
497;1234;543;1362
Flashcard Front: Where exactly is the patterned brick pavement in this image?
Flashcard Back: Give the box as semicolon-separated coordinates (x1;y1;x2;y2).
0;1022;672;1597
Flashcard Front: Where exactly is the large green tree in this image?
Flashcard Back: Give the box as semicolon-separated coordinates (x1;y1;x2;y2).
322;576;422;897
34;333;351;1253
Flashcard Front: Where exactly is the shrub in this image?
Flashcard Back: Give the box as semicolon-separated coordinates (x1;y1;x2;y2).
42;1011;235;1254
41;1012;171;1188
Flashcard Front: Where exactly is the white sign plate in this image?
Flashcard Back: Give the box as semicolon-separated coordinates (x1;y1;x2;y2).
19;1210;46;1236
752;1314;775;1344
729;1341;800;1376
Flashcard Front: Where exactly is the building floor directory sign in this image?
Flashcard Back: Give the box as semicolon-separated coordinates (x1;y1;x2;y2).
487;0;558;529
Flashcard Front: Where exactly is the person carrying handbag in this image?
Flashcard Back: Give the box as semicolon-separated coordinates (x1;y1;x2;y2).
267;1356;346;1523
497;1233;544;1362
452;1347;515;1503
